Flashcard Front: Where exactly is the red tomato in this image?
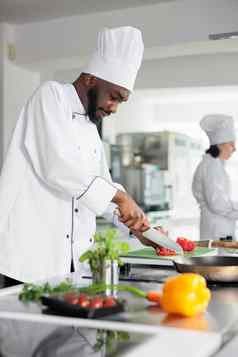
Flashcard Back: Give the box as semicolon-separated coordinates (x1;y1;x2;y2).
89;296;104;309
176;237;196;252
156;247;176;256
103;296;117;308
64;293;79;305
186;241;195;251
77;294;91;308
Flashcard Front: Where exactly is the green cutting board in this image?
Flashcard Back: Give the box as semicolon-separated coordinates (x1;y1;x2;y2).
126;247;216;260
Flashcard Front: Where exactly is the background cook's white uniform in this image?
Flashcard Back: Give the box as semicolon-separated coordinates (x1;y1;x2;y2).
192;154;238;240
0;81;128;283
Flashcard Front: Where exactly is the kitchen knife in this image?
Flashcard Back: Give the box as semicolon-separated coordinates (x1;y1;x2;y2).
113;208;183;255
143;227;184;255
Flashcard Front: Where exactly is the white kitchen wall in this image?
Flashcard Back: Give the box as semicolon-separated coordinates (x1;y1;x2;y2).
136;54;238;89
0;23;40;157
3;65;40;154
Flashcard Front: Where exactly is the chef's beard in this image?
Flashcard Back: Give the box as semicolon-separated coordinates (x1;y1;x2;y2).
87;87;99;124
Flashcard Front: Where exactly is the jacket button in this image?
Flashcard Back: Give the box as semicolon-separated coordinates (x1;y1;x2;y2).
90;238;93;242
74;208;79;213
66;234;70;239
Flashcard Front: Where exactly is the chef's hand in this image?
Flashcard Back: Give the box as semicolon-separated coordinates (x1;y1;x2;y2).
131;226;167;249
112;190;149;232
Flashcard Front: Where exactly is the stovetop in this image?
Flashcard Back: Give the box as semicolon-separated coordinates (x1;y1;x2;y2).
119;265;238;287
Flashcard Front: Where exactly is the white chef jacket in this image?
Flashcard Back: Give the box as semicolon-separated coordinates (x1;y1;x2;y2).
192;154;238;240
0;81;128;283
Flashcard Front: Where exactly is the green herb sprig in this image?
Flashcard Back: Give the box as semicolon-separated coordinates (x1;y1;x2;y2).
19;279;76;302
79;228;129;275
18;281;146;302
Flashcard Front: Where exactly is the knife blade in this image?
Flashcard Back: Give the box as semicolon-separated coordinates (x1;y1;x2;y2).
113;208;183;255
143;227;184;255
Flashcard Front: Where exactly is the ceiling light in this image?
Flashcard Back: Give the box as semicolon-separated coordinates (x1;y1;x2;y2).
209;31;238;40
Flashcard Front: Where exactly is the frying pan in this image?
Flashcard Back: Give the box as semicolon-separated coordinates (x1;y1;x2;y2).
173;256;238;282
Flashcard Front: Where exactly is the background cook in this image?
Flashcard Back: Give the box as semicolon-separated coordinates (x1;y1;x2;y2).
192;114;238;241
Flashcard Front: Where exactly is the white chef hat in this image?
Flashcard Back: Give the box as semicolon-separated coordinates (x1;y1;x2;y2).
82;26;144;92
200;114;236;145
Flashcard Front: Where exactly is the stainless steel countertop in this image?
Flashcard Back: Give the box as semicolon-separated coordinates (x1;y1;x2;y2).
0;269;237;356
0;270;237;338
118;277;238;338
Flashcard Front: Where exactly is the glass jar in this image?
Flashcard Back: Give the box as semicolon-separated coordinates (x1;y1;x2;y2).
91;259;119;297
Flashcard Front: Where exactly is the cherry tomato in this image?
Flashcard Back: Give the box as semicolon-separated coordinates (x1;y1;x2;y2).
103;296;117;308
77;294;91;308
186;241;195;251
156;247;176;256
64;293;79;305
89;296;104;309
176;237;196;252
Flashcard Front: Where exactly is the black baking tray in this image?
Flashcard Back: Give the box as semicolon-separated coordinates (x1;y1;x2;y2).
41;295;125;318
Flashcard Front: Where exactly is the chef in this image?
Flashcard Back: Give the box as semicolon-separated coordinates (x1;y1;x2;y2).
192;114;238;241
0;26;151;285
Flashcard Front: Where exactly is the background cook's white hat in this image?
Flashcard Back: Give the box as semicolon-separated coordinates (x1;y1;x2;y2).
83;26;144;92
200;114;236;145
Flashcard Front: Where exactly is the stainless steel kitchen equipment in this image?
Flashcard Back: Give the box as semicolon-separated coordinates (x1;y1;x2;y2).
174;256;238;282
103;259;118;296
110;144;124;184
115;131;203;214
122;163;167;210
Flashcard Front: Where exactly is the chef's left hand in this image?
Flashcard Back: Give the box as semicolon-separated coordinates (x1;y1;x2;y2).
131;226;168;249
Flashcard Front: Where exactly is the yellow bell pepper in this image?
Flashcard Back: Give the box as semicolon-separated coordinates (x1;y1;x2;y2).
160;273;211;317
